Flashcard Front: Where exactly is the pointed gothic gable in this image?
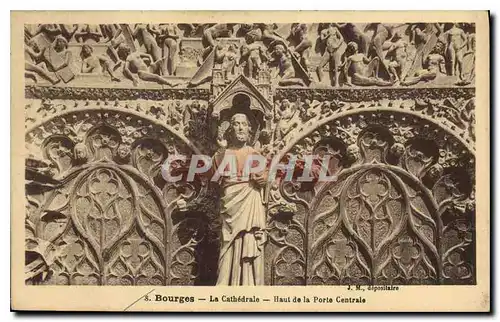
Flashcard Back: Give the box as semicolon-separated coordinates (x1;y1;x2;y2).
210;74;273;116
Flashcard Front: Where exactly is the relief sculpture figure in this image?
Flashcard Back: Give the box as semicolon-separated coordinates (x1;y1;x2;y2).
21;20;478;292
344;41;394;86
117;43;178;86
211;114;267;286
25;39;60;84
79;44;121;82
442;23;468;80
316;24;346;87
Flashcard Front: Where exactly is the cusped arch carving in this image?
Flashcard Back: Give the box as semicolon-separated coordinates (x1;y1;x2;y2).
25;109;213;285
265;110;475;285
307;164;442;285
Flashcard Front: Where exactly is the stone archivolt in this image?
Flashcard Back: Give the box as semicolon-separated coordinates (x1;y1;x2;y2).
24;22;476;286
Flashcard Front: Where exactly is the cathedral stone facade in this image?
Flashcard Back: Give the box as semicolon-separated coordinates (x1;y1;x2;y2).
25;23;476;286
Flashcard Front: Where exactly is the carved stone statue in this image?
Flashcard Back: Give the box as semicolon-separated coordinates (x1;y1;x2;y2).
239;42;267;79
269;44;306;87
132;24;163;63
42;36;75;83
287;23;312;72
200;24;236;64
316;24;346;87
211;113;267;285
117;44;179;86
79;45;121;82
74;24;103;43
158;24;181;76
402;42;446;86
275;99;300;141
344;41;393;86
25;39;60;84
384;32;409;83
334;23;371;55
442;23;468;80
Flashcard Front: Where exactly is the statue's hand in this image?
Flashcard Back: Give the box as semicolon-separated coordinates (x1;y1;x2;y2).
254;230;265;241
250;172;267;187
176;198;188;212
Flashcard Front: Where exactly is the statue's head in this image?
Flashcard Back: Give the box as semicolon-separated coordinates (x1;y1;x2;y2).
431;41;444;55
320;28;328;41
281;99;290;110
117;44;131;61
274;44;286;56
80;44;93;59
427;163;444;180
390;142;406;159
346;144;360;163
228;113;251;145
73;143;88;162
347;41;358;54
54;36;68;51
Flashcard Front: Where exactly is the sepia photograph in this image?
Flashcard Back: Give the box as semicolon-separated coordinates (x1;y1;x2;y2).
11;10;490;312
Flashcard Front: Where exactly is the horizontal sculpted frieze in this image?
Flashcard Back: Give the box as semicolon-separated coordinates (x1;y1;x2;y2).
25;23;475;89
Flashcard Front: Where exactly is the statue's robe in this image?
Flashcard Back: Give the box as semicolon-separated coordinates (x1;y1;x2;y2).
212;146;267;286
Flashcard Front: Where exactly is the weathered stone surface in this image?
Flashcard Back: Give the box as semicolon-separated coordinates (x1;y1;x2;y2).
25;22;475;286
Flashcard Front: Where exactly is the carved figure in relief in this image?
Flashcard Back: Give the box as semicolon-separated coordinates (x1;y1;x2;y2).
73;143;88;163
25;39;60;84
239;42;267;79
401;43;446;86
100;24;122;43
200;24;236;64
456;30;475;85
346;144;360;163
169;100;187;130
157;24;181;76
99;25;128;65
460;99;475;140
45;36;75;83
188;43;239;87
31;24;62;43
132;24;163;63
344;42;393;86
333;23;371;55
384;32;409;83
316;24;345;87
117;44;177;86
221;44;239;77
243;23;284;45
426;163;444;186
74;24;103;43
390;142;406;160
79;45;121;82
211;113;267;285
287;23;312;73
408;23;443;47
365;23;396;60
116;144;131;162
275;99;300;141
442;23;468;80
59;24;78;42
269;44;306;87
